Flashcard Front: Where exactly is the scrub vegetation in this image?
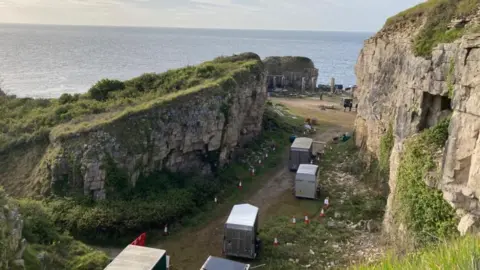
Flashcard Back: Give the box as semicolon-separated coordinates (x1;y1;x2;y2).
0;188;110;270
384;0;479;58
0;53;262;152
393;118;458;246
352;235;480;270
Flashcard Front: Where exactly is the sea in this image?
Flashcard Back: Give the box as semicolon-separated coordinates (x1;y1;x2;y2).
0;24;373;98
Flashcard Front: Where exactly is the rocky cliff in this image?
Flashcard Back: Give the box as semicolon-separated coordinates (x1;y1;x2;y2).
0;53;267;200
0;188;26;270
263;56;318;91
354;1;480;243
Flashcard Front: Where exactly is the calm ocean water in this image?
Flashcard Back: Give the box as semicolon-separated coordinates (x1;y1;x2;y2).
0;24;372;98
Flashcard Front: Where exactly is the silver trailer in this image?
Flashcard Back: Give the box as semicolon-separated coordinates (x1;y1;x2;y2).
289;137;313;171
223;204;259;259
200;256;250;270
295;164;319;199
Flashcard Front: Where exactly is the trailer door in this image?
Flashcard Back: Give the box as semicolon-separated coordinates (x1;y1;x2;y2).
290;150;299;170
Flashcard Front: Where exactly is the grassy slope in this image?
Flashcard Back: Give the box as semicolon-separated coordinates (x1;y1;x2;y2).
382;0;479;57
352;235;480;270
0;52;262;151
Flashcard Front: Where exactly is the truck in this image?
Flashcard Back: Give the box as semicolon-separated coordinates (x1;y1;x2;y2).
223;203;260;259
289;137;314;171
295;164;320;199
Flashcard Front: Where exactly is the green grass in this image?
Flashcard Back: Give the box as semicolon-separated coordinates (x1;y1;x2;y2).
352;235;480;270
383;0;479;58
379;123;394;173
448;57;455;99
393;118;457;246
0;53;262;151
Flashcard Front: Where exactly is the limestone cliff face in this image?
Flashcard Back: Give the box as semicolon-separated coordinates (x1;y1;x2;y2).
263;56;319;91
0;190;26;270
355;27;480;236
45;63;267;200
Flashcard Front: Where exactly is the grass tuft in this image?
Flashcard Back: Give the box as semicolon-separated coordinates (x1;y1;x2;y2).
352;235;480;270
383;0;479;58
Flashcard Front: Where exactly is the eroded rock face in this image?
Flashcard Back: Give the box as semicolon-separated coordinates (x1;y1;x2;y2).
0;191;25;270
46;68;267;200
355;28;480;237
263;56;319;91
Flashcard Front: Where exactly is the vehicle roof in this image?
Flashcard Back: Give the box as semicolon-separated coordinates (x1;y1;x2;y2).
104;245;166;270
226;204;259;227
297;164;318;175
201;256;249;270
291;137;313;149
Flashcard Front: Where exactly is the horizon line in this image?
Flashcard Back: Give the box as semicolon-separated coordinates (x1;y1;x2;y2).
0;22;376;34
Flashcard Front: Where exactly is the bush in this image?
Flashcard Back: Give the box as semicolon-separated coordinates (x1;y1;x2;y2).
17;199;59;245
17;199;110;269
59;93;74;104
394;118;456;244
47;171;222;243
88;79;125;101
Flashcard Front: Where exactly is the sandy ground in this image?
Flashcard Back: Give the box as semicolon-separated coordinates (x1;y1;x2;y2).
99;97;372;269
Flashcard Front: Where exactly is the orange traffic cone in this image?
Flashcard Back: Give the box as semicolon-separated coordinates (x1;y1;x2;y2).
320;208;325;217
238;181;243;190
304;214;310;224
273;237;279;246
292;216;296;224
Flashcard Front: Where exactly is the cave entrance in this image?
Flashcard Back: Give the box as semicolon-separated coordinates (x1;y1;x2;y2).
418;92;452;131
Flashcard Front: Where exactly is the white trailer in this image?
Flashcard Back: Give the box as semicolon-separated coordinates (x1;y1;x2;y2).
295;164;319;199
223;204;259;259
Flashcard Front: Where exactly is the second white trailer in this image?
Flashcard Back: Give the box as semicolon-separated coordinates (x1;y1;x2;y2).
295;164;319;199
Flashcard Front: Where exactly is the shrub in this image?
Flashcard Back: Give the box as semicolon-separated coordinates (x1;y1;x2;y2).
17;199;110;269
59;93;74;104
88;79;125;101
17;199;59;245
394;118;456;244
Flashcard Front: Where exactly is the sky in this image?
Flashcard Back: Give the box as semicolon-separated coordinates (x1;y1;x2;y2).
0;0;423;32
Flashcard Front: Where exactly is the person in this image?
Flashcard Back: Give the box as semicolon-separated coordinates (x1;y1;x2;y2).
355;103;358;111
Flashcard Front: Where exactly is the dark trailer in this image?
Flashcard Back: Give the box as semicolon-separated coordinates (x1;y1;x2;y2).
200;256;250;270
289;137;313;171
